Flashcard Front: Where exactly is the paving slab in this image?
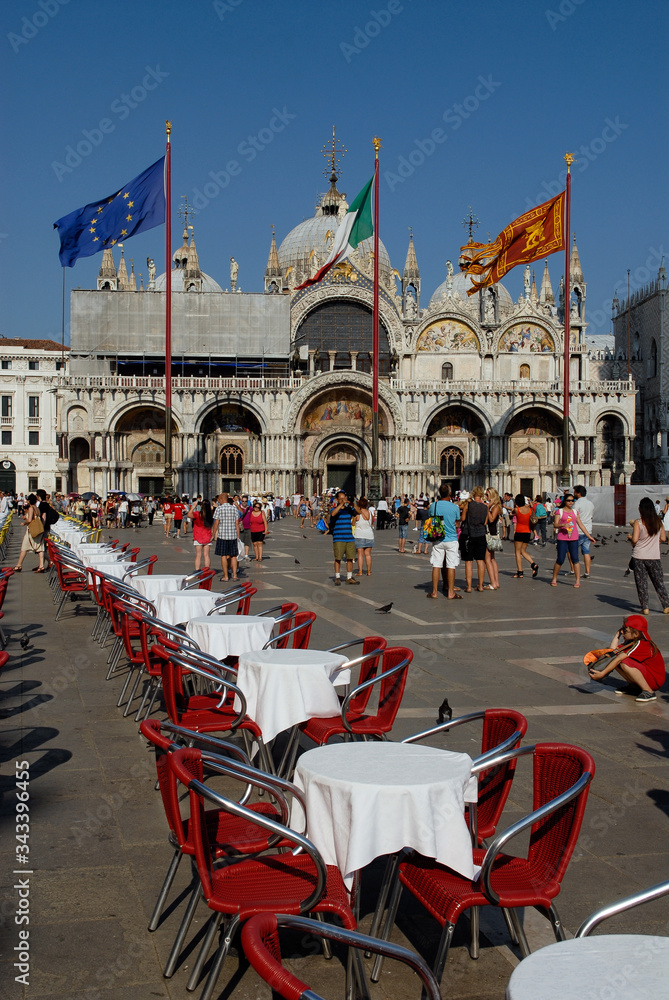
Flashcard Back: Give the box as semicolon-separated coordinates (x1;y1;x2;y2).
2;518;668;999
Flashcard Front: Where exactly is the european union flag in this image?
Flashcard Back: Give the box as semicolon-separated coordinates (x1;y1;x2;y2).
54;156;166;267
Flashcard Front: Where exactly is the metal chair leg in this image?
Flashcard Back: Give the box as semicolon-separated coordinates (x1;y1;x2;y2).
148;849;182;931
502;906;519;945
508;908;531;957
123;667;145;716
199;912;240;1000
433;922;456;985
186;911;223;992
546;902;566;942
469;905;480;959
163;882;201;978
55;591;68;621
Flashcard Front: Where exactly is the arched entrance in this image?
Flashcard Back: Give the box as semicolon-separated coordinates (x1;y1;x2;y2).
596;415;625;484
220;444;244;494
0;460;16;493
113;406;176;494
505;407;563;494
427;406;486;490
323;441;361;497
200;404;262;495
69;438;90;493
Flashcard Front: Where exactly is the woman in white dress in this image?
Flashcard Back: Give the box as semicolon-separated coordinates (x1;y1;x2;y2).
354;496;375;576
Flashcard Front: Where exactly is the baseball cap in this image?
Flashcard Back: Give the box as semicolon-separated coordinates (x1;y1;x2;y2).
624;615;650;636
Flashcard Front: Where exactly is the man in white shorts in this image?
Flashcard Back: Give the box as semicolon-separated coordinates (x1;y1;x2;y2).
426;483;461;599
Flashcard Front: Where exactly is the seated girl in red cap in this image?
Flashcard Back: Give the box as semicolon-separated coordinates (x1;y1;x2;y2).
587;615;665;702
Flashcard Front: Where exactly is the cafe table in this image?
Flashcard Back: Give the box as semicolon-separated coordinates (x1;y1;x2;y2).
185;614;274;660
235;647;349;743
154;589;225;626
505;934;669;1000
130;574;187;602
292;741;477;888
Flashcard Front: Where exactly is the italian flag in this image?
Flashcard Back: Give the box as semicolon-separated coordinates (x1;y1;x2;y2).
296;175;374;289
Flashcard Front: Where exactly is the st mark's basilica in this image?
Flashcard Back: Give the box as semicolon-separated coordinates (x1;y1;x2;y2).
57;151;636;500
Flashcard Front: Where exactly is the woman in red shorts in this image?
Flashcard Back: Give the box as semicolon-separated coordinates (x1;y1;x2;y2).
511;493;539;579
587;615;665;703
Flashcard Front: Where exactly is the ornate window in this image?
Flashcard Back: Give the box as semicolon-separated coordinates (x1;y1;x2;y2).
440;447;464;478
651;339;658;377
295;301;391;374
441;362;454;381
132;440;165;465
519;363;530;379
221;445;243;477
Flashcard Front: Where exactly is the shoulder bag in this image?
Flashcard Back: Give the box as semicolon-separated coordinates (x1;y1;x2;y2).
28;512;44;538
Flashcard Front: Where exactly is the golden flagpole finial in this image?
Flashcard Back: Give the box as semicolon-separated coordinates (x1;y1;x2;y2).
564;151;574;172
373;136;382;157
166;120;172;137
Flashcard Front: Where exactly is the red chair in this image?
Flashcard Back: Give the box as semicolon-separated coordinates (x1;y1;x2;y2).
241;912;441;1000
326;635;387;712
205;583;257;617
170;746;356;1000
196;568;216;590
257;602;298;624
53;558;93;621
299;645;412;745
128;547;141;562
140;719;294;972
403;708;529;842
0;649;9;676
373;743;596;986
262;611;317;651
152;644;268;763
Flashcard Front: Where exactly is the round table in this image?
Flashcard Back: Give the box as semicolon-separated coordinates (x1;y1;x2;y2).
131;574;187;602
85;558;133;582
185;615;274;660
293;741;477;886
506;934;669;999
154;589;225;626
235;648;349;743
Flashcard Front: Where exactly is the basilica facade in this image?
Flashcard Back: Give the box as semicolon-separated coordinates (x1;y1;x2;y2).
56;168;636;500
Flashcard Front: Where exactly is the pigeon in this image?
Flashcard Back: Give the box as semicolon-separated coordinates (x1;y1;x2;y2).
375;602;393;614
437;697;452;724
303;534;308;538
20;633;29;649
601;539;608;546
294;559;300;565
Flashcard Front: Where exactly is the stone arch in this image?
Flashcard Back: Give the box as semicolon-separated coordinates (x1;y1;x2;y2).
67;404;89;434
69;437;90;493
595;413;626;480
496;320;557;355
420;400;491;438
500;401;576;437
193;397;267;436
293;298;393;375
285;371;402;436
290;284;404;357
110;403;182;435
424;404;488;487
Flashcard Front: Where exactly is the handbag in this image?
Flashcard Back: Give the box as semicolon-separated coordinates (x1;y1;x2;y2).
316;517;327;533
28;514;44;538
529;513;539;526
486;522;503;552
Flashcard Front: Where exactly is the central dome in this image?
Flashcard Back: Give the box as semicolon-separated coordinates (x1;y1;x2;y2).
278;214;392;276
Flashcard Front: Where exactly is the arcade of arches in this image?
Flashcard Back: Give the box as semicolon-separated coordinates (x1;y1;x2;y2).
62;393;632;498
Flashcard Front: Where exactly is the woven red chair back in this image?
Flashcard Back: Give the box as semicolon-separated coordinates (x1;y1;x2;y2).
169;747;215;898
290;611;317;649
528;743;596;884
477;709;528;838
366;646;412;732
346;636;388;716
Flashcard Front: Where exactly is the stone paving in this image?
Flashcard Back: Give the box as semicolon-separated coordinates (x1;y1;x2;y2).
1;516;668;1000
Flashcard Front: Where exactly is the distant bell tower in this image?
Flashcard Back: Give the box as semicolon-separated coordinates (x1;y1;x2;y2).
569;234;587;339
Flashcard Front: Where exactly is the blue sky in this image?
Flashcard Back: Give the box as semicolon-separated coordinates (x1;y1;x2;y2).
1;0;666;344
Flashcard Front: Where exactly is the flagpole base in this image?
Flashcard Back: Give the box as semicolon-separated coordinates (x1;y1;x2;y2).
163;468;175;496
368;471;382;504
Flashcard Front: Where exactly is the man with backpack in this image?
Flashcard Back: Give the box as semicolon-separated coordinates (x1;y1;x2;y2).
426;483;461;600
533;494;548;546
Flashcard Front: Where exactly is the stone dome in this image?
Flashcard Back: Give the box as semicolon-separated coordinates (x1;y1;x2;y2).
154;269;224;293
429;273;513;311
278;213;392;278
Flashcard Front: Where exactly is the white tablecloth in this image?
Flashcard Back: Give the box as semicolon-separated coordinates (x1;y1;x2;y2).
186;615;274;660
155;590;224;626
85;558;133;582
80;550;123;564
131;574;187;602
235;648;349;743
293;742;477;887
506;934;669;1000
72;542;114;561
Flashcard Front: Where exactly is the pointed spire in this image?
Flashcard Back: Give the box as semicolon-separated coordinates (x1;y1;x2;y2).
570;233;584;283
187;231;201;274
403;228;420;281
98;247;116;279
128;259;137;292
539;259;554;304
117;248;130;290
265;224;283;293
531;270;538;301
